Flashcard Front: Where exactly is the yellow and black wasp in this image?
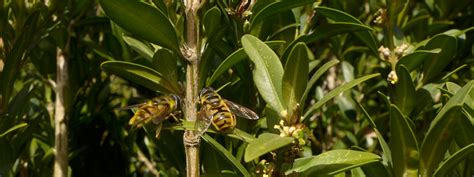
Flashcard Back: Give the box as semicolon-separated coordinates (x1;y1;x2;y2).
195;87;260;136
125;94;181;138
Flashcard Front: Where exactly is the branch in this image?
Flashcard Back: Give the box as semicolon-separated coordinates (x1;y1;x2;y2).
53;19;74;177
53;46;69;177
137;148;161;177
182;0;204;177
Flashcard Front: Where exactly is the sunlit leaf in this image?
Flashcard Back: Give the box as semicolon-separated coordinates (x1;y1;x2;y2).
122;35;154;60
286;150;381;175
282;42;309;122
241;34;285;113
0;123;28;137
207;41;285;86
244;133;293;162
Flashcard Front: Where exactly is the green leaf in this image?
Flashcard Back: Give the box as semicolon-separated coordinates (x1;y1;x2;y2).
396;49;441;72
207;41;285;86
152;49;179;85
99;0;180;53
250;0;314;28
244;133;293;162
315;6;378;55
285;150;381;175
387;0;408;25
303;22;375;44
433;144;474;177
303;73;380;120
0;11;41;106
454;110;474;147
389;105;419;177
202;134;251;177
301;60;340;108
445;82;461;93
203;6;222;39
441;27;474;38
122;35;154;60
101;61;180;94
440;64;467;81
420;34;457;83
392;65;416;116
0;123;28;137
356;102;393;172
282;42;309;121
361;161;391;177
241;35;285;113
5;83;35;122
280;22;373;62
420;81;474;176
151;0;168;15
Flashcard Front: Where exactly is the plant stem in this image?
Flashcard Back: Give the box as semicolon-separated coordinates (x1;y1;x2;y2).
385;0;398;49
183;0;202;177
137;146;160;176
53;19;74;177
53;47;68;177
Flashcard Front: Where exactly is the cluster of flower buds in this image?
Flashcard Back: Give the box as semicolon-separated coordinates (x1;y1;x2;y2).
394;43;409;57
378;44;410;84
387;70;398;84
274;120;306;146
373;9;387;25
378;46;391;61
255;159;274;177
378;44;410;61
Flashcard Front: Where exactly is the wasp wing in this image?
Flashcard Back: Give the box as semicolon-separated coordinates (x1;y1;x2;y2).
117;103;147;111
195;108;213;136
224;99;260;120
155;123;163;139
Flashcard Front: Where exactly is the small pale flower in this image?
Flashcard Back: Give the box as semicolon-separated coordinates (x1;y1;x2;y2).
387;71;398;84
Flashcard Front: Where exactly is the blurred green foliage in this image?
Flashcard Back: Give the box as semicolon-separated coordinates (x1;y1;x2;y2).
0;0;473;176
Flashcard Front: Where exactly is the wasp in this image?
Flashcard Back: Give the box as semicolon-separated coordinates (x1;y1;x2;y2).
124;94;181;138
195;87;260;136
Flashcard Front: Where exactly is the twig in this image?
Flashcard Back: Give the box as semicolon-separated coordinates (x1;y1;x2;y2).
53;45;69;177
182;0;204;177
137;148;160;177
53;19;74;177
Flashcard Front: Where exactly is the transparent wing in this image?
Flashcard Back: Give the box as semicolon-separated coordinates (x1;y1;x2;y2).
224;99;260;120
194;108;212;136
117;103;146;111
155;123;163;139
